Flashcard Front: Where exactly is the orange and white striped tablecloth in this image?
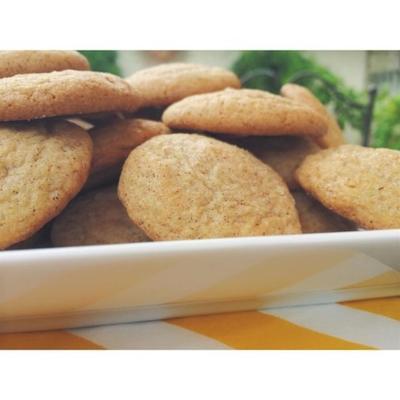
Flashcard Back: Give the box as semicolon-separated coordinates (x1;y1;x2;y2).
1;296;399;349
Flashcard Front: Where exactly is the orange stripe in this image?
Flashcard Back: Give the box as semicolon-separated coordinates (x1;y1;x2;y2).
342;296;400;322
0;331;103;350
168;311;372;350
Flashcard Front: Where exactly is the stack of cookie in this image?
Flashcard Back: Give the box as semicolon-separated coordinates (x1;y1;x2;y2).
52;63;243;246
156;78;398;235
124;82;355;239
2;56;399;250
0;50;142;249
53;62;400;247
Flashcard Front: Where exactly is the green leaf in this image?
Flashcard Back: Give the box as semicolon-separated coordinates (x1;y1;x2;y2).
78;50;121;76
371;90;400;149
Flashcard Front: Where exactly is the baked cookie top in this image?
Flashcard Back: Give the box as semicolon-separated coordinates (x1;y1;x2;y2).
235;135;320;190
126;62;241;107
292;191;354;233
281;83;345;148
0;70;140;122
85;118;170;189
295;144;400;229
0;120;93;249
118;133;301;240
162;88;328;137
51;186;149;246
0;51;89;78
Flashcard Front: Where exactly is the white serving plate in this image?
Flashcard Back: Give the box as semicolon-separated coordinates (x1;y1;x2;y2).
0;230;399;333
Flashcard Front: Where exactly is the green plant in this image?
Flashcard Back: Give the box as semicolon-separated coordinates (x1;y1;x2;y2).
79;50;121;75
372;91;400;150
232;51;366;131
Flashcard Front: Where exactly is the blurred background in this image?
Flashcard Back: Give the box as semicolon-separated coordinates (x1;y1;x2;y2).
79;51;400;150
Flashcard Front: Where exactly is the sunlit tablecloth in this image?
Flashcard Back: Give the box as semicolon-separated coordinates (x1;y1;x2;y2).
1;296;399;349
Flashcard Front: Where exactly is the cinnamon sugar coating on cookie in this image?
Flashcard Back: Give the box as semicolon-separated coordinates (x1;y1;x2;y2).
296;145;400;229
0;70;140;122
118;134;301;240
162;88;328;137
127;63;240;107
0;120;92;249
0;50;89;78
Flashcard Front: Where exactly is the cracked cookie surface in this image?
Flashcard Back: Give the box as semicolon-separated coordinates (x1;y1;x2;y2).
126;63;240;107
295;144;400;229
0;50;89;78
0;120;92;249
162;88;328;137
118;133;301;240
0;70;140;122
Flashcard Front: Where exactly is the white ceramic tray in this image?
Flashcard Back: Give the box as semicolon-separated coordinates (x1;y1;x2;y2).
0;230;399;333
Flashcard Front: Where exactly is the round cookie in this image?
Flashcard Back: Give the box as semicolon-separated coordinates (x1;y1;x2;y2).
86;118;170;189
126;63;241;107
118;134;301;240
0;120;93;249
295;144;400;229
0;51;89;78
281;83;345;148
51;186;149;246
0;70;140;122
162;88;328;137
235;136;320;189
292;191;354;233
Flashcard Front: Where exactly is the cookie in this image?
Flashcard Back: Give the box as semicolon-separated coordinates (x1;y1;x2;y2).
51;186;149;246
162;88;328;137
0;120;92;249
295;144;400;229
235;135;320;189
292;191;354;233
86;118;170;189
281;83;345;148
118;134;301;240
0;51;89;78
0;70;140;122
126;63;241;107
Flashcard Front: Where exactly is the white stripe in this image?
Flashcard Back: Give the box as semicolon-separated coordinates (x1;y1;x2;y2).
70;321;229;349
271;253;397;295
80;252;265;311
262;303;400;349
